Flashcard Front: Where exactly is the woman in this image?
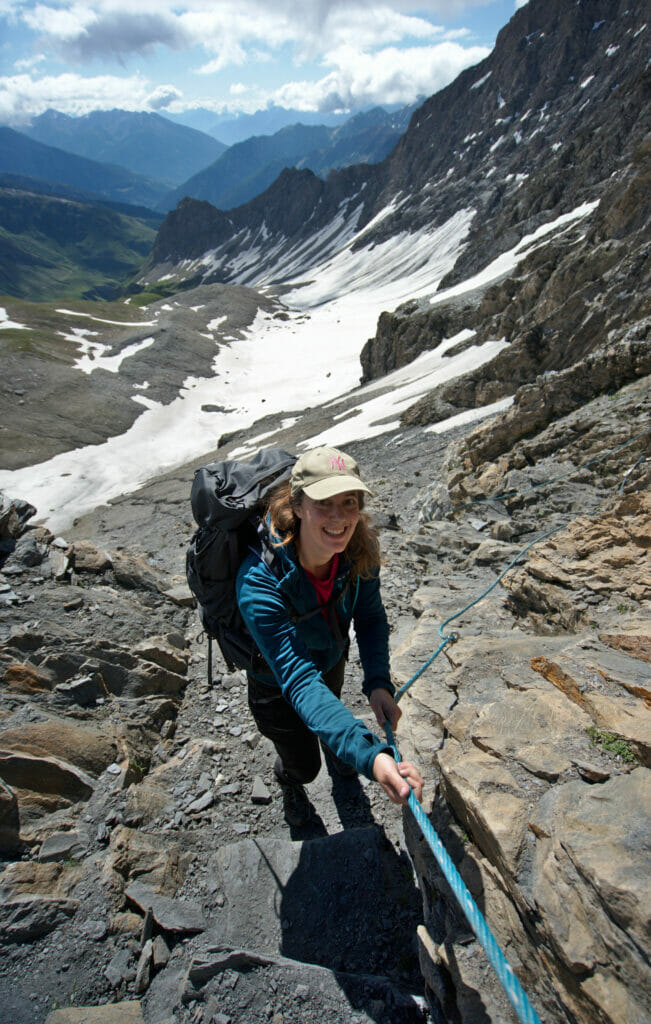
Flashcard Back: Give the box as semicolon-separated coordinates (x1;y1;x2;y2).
236;445;424;826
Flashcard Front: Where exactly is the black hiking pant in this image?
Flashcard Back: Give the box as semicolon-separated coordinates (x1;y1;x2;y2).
247;656;346;787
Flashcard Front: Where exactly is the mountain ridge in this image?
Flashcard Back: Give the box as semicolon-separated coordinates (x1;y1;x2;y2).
161;104;418;213
0;125;169;209
21;109;227;190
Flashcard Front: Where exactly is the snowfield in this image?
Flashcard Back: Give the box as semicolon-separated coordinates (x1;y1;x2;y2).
0;200;597;532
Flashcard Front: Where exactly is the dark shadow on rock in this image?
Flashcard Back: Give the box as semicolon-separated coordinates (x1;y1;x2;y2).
328;770;375;830
277;826;425;1022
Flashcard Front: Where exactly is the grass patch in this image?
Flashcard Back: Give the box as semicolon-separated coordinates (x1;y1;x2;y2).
587;726;637;764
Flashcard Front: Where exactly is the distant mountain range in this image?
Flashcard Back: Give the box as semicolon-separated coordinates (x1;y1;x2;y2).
163;104;355;145
0;102;419;298
22;109;226;190
161;105;418;212
0;126;169;209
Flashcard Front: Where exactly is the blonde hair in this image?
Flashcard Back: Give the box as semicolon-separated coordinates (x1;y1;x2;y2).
266;481;381;578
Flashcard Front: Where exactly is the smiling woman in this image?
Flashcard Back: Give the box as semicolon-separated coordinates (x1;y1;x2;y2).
236;444;424;827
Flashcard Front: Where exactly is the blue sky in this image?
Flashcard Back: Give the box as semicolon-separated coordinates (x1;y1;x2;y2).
0;1;528;125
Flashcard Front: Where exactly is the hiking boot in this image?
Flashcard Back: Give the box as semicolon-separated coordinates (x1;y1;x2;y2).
320;740;357;778
274;765;311;827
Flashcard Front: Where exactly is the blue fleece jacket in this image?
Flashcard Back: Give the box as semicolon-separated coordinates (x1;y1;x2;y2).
235;536;394;780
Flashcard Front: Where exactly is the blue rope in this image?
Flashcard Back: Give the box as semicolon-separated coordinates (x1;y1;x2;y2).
385;721;542;1024
383;433;648;1021
395;525;561;701
618;454;646;494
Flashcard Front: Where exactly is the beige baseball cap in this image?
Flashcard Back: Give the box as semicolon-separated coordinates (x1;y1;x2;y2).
290;446;372;500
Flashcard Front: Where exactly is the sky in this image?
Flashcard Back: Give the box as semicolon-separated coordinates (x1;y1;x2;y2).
0;0;529;126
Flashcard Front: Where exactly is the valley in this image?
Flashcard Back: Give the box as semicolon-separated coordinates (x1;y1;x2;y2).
0;1;649;1022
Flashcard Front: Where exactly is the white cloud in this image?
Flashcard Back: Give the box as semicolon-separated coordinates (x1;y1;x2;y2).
0;71;154;124
273;41;489;112
13;2;492;68
145;83;182;109
23;3;96;41
0;1;498;122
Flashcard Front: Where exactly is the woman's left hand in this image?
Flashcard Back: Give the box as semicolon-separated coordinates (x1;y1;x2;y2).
369;688;401;730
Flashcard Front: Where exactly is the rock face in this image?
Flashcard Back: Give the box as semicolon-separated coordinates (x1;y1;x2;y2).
391;369;649;1024
1;357;648;1023
143;0;649;367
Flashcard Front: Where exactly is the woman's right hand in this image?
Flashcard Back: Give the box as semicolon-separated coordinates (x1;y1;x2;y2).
372;752;424;804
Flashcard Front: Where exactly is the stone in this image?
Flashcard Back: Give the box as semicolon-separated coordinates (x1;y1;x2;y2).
438;739;530;877
110;551;169;592
0;895;80;943
0;718;118;778
0;750;95;813
109;912;142;935
186;791;214;814
163;583;195;606
134;938;153;994
3;661;55;693
490;520;515;541
54;672;108;706
251;777;272;805
207;829;417;975
530;770;650;1021
0;861;81;899
81;918;109;941
105;947;136;988
67;539;113;574
125;880;207;935
0;498;35;540
44;1000;145;1023
107;826;188;892
470;688;594;781
133;637;189;675
0;777;21;855
39;830;89;863
599;632;651;664
469;538;520;566
13;533;46;566
152;933;171;967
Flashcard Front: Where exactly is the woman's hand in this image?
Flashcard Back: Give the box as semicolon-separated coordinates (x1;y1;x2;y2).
369;687;401;730
372;752;424;804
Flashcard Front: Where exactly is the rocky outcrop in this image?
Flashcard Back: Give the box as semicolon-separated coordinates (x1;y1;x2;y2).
143;0;650;308
0;486;427;1023
392;368;650;1024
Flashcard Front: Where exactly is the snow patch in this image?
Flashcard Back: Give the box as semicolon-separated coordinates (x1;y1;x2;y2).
471;71;492;90
0;307;29;331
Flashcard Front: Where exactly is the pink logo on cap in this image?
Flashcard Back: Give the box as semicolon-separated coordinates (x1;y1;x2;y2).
330;456;346;471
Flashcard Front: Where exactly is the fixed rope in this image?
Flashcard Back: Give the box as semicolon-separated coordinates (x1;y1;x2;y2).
383;431;649;1021
393;525;560;702
385;719;542;1024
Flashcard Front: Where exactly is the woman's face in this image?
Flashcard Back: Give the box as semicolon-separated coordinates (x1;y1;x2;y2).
295;491;360;566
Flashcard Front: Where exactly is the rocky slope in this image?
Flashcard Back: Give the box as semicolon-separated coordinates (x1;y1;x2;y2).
1;344;648;1023
141;0;649;306
0;1;649;1021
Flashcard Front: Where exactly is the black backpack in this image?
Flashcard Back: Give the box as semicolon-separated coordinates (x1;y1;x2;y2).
186;448;297;682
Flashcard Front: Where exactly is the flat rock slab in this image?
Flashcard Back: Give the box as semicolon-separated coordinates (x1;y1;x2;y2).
0;895;80;943
125;880;206;935
207;826;419;976
149;945;427;1024
45;1000;145;1023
